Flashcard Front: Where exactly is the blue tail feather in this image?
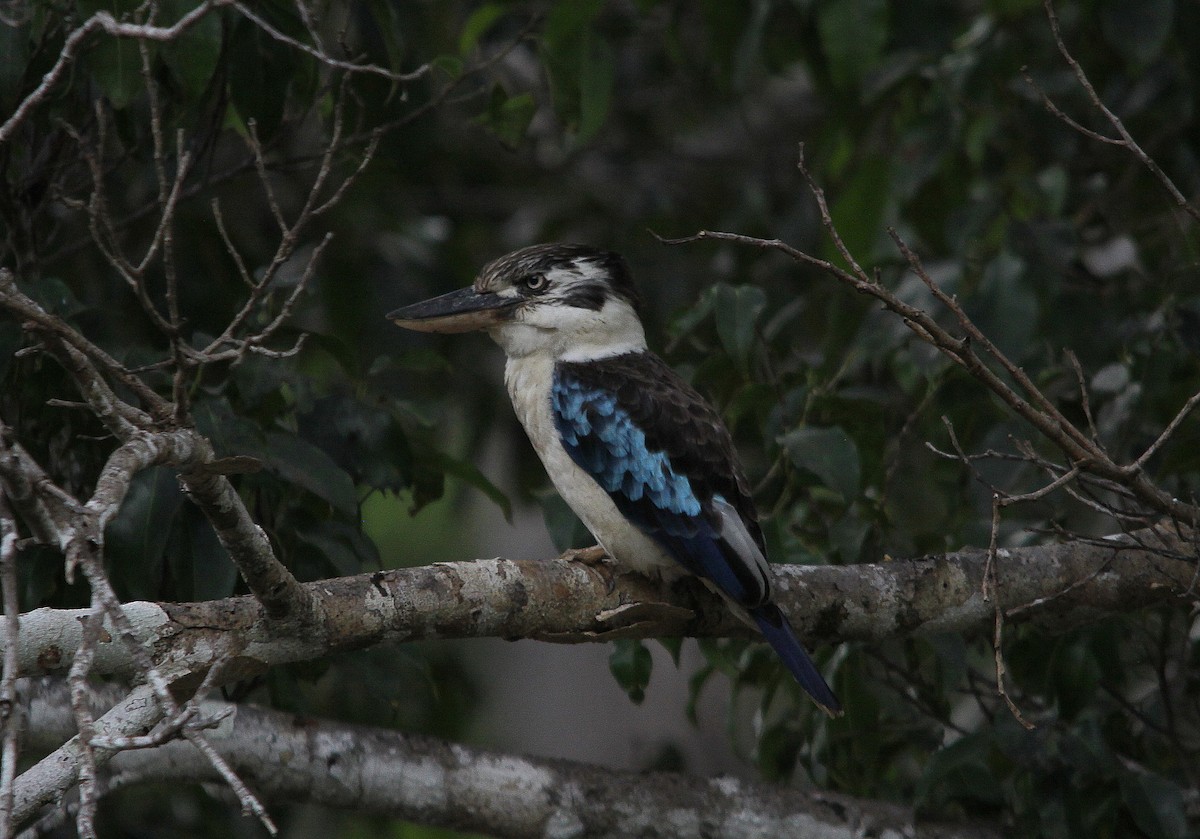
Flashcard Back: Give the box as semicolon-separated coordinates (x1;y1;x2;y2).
751;605;842;717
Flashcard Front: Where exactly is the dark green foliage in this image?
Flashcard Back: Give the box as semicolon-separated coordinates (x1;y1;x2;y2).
2;0;1199;836
609;638;653;704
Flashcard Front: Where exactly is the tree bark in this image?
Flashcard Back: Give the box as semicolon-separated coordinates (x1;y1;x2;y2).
19;680;999;839
6;526;1194;684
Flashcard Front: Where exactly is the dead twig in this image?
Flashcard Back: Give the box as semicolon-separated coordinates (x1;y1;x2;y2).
1029;0;1200;225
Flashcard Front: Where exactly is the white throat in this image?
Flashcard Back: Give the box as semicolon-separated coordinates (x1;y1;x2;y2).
487;296;647;362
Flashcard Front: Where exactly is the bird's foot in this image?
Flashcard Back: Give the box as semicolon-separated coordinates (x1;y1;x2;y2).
560;545;615;592
561;544;608;565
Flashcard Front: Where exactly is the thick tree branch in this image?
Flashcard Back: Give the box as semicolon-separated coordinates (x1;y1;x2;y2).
18;682;998;839
5;528;1194;683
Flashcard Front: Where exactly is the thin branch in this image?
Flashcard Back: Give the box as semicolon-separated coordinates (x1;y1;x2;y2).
0;2;230;144
663;225;1200;526
232;2;431;83
1020;68;1124;145
985;495;1036;730
1038;0;1200;225
64;590;104;838
1065;350;1103;446
1134;388;1200;471
797;144;875;285
0;427;69;547
0;270;169;419
63;539;277;836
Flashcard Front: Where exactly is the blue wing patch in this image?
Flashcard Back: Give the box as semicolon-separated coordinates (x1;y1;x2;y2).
553;382;699;517
552;371;763;604
551;364;842;716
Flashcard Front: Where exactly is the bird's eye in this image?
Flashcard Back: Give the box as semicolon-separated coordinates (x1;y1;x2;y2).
522;274;548;292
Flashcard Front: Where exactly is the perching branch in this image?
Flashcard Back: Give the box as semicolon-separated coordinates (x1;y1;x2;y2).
4;530;1194;686
6;525;1192;833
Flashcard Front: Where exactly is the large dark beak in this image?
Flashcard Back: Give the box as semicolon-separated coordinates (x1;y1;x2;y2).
387;286;519;333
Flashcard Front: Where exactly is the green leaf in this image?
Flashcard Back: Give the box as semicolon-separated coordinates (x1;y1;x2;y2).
261;431;359;515
161;0;223;96
780;426;861;499
714;284;767;369
192;397;264;458
0;19;29;108
27;277;87;318
539;0;612;142
575;34;614;144
365;0;407;72
536;490;591;552
83;31;144;109
657;637;683;666
195;397;357;514
756;720;802;780
1120;769;1189;839
609;639;652;704
431;54;465;78
730;0;771;92
290;518;380;578
1050;637;1101;720
915;733;1003;813
1101;0;1173;67
476;86;537;149
186;507;238;602
433;451;512;523
105;466;184;599
970;250;1037;362
817;0;889;91
459;3;505;55
685;662;716;724
826;156;892;267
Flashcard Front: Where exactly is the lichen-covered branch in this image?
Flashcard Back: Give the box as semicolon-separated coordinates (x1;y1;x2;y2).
5;528;1194;685
19;683;998;839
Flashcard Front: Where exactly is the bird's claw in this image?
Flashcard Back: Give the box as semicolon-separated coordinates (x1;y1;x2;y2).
561;545;615;592
562;544;608;565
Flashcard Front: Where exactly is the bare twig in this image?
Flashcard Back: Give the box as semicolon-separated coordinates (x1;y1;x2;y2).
232;2;430;83
64;590;104;838
1065;350;1103;446
1036;0;1200;225
661;224;1198;528
183;727;276;833
984;496;1037;730
0;270;169;419
0;2;230;144
65;539;278;836
1133;389;1200;471
0;426;70;547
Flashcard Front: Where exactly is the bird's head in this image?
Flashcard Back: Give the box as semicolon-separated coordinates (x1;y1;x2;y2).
389;243;647;360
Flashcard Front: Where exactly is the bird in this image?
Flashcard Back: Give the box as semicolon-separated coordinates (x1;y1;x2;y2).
388;243;841;716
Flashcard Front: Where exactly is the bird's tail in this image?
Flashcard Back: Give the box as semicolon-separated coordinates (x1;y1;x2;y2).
751;604;842;717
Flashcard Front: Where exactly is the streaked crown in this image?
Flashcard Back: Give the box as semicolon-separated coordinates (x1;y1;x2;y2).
476;243;642;313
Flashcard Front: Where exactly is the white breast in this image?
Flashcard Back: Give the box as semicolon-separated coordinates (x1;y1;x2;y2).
504;354;678;577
